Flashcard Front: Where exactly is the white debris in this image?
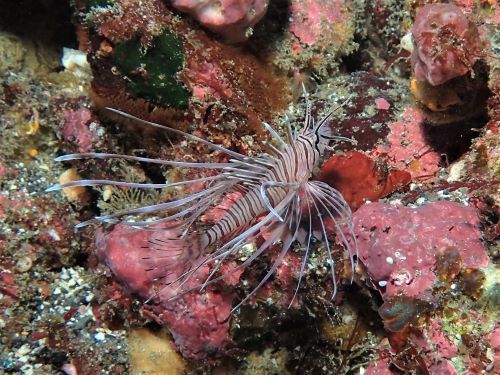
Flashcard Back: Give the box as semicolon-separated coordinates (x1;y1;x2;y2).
400;32;414;52
61;47;91;78
447;159;467;182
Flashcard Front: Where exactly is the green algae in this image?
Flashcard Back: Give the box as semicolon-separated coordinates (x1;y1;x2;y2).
87;0;114;9
112;31;190;108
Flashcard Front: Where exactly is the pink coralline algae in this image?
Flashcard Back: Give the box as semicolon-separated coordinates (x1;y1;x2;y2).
257;248;304;308
411;3;484;86
490;327;500;371
421;321;457;360
375;97;390;111
171;0;269;43
353;201;489;297
96;224;242;359
62;108;97;153
371;107;441;180
183;61;234;101
365;357;395;375
289;0;350;46
367;317;461;374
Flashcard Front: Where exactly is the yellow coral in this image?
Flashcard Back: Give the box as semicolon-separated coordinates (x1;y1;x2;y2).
127;328;185;375
58;168;89;203
410;78;462;112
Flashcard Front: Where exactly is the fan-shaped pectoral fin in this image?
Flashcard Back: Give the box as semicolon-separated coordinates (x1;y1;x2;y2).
260;181;299;223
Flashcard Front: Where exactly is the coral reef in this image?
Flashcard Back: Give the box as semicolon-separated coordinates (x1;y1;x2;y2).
84;0;288;142
355;200;496;374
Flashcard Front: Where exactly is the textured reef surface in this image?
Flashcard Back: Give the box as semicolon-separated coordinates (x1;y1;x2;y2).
0;0;499;374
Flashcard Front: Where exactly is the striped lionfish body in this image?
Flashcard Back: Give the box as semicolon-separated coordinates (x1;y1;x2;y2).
48;93;357;310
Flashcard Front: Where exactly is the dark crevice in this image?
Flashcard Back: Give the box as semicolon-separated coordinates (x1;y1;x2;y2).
423;116;489;164
0;0;77;50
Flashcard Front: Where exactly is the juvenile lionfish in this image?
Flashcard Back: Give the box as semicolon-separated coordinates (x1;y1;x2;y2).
48;93;357;310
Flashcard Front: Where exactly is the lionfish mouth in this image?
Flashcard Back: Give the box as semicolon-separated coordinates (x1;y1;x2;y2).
47;91;357;311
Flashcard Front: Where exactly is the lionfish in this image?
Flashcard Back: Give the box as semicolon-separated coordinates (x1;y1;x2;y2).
48;92;358;310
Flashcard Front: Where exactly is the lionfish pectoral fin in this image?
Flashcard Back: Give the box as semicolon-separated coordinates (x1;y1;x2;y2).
290;190;315;308
262;121;288;149
53;152;234;169
143;234;207;301
260;181;300;222
45;175;222;193
296;227;307;245
105;107;247;161
231;223;296;313
305;181;359;298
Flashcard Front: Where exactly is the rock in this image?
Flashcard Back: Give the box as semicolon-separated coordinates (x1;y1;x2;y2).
353;201;489;297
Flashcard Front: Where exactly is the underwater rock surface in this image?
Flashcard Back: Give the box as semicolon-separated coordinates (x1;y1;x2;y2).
354;201;489;297
95;224;240;359
411;3;485;87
